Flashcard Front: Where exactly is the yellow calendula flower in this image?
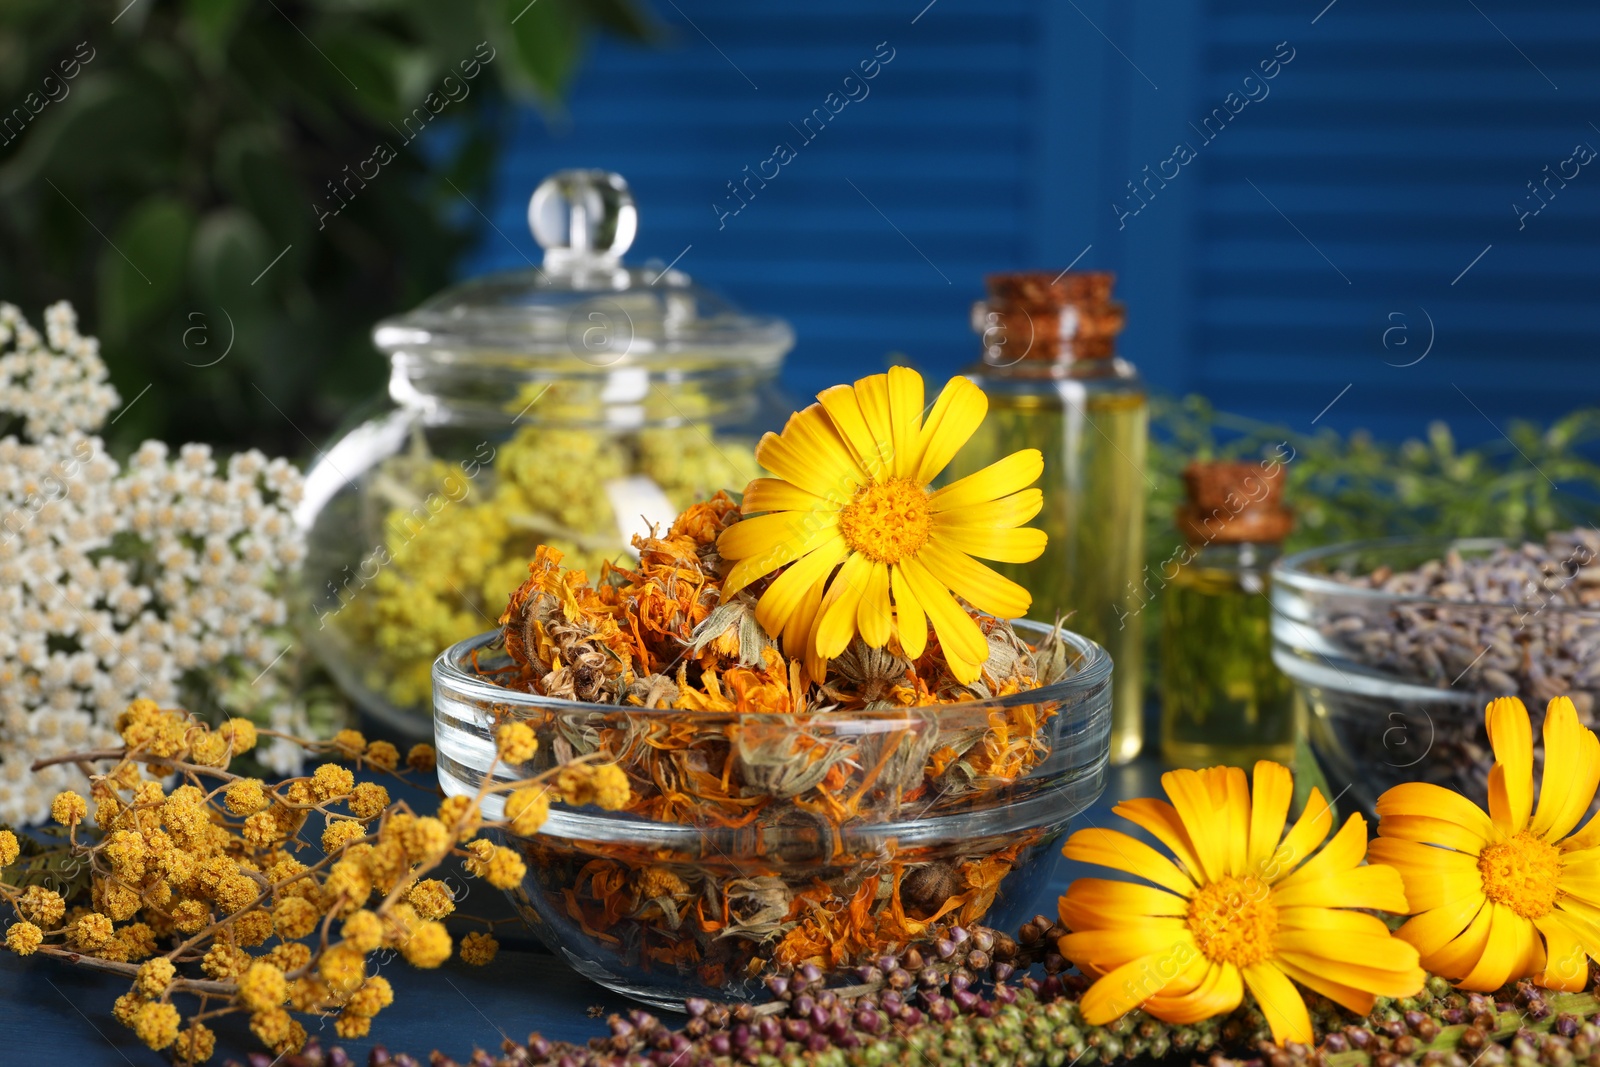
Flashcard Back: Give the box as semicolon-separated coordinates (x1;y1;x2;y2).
1058;762;1422;1046
718;366;1045;683
1372;695;1600;992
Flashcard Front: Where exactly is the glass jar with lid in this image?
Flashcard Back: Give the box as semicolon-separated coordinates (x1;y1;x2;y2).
295;169;794;736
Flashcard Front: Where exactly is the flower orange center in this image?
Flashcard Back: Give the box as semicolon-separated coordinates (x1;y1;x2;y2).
1186;875;1278;967
837;478;931;564
1478;831;1561;919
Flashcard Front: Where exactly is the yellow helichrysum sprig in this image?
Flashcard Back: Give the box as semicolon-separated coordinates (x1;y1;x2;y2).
0;698;630;1058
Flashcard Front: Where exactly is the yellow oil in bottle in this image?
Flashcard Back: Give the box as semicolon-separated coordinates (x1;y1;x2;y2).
951;271;1149;762
954;383;1147;762
1158;460;1298;768
1159;551;1295;768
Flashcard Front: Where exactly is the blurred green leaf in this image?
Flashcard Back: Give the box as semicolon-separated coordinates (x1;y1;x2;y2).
499;0;583;99
0;0;651;455
191;207;273;307
96;194;194;337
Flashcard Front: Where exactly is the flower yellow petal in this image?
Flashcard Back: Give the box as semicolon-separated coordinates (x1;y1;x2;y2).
933;488;1043;531
1366;837;1483;911
1161;769;1227;884
1142;960;1243;1026
1272;955;1381;1017
1112;798;1206;885
1394;894;1487;960
925;525;1048;565
813;552;872;659
782;576;826;661
754;408;865;499
889;565;926;661
1273;929;1421;973
930;449;1041;513
1274;813;1368;893
1535;911;1592;991
855;560;893;649
895;555;988;666
1058;923;1194;971
918;541;1032;619
886;365;925;479
1242;962;1313;1047
1078;949;1192;1025
1059;878;1189;928
1556;861;1600;909
914;375;988;485
853;373;894;475
722;513;843;597
1417;897;1494;979
1268;862;1409;912
1131;944;1213;1004
1457;902;1540;991
740;478;836;515
1274;952;1426;1001
1246;761;1294;879
1485;696;1534;835
1267;787;1333;883
1375;814;1490;857
1275;906;1396;939
1061;827;1196;898
1376;781;1497;852
818;383;888;481
1531;696;1600;842
752;536;848;640
1206;766;1251;878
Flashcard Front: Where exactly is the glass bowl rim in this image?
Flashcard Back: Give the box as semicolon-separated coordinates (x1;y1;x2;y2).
432;617;1112;718
1273;534;1600;617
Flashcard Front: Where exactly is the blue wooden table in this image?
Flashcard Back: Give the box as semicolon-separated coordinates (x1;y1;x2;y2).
0;756;1166;1065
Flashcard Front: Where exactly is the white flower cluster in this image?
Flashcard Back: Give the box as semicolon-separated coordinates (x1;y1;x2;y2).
0;302;120;438
0;303;307;825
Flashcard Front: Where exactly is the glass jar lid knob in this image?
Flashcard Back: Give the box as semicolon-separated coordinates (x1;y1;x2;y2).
528;170;638;273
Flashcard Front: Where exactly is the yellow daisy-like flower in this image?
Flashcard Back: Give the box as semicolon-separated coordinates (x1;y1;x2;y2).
1059;762;1422;1046
717;366;1046;684
1371;695;1600;992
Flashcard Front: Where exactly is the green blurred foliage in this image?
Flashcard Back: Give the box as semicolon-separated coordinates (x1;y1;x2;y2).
1148;396;1600;558
0;0;653;454
1143;396;1600;676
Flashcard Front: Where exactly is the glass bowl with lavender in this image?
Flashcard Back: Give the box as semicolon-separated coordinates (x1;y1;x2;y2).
1271;529;1600;814
431;500;1111;1009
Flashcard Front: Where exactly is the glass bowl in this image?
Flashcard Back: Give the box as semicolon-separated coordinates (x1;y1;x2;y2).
433;619;1112;1009
1271;536;1600;815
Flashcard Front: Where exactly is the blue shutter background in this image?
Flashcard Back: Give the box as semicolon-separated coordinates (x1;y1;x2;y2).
465;0;1600;441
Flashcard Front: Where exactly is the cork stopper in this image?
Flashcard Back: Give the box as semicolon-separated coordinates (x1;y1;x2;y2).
973;270;1124;363
1176;460;1293;544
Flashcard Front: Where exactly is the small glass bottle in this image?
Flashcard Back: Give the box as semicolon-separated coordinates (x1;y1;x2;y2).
951;272;1148;763
1160;460;1297;768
